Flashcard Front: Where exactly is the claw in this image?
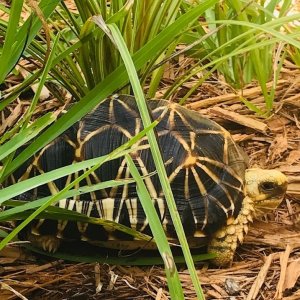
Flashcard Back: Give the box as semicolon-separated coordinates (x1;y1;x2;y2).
237;232;244;243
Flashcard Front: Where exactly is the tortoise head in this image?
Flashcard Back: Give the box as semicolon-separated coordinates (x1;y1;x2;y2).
244;168;288;217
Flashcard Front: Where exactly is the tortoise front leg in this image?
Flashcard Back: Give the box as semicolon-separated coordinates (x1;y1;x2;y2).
207;197;254;266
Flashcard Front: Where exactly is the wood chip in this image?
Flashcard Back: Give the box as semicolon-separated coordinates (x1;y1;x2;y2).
268;134;288;163
206;289;223;299
0;282;28;300
0;246;30;262
187;80;288;109
16;65;50;101
283;94;300;108
283;258;300;291
107;270;118;291
155;287;163;300
275;245;293;299
246;253;277;300
210;107;268;133
267;116;290;133
211;283;228;297
286;150;300;164
232;133;255;142
26;260;63;274
0;102;24;135
95;263;102;294
279;165;300;173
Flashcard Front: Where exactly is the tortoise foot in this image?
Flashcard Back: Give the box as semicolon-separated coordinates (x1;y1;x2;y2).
26;232;61;253
207;242;235;267
207;219;246;267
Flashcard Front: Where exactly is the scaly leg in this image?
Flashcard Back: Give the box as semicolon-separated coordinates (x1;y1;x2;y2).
207;197;254;266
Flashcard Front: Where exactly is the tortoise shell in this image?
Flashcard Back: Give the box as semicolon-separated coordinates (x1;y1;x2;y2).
10;95;247;246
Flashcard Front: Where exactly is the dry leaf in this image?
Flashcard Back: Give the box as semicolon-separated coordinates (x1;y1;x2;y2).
283;259;300;291
0;102;24;135
163;61;175;80
268;134;288;163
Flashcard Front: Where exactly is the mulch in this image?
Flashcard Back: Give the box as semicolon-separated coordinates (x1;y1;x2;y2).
1;56;300;299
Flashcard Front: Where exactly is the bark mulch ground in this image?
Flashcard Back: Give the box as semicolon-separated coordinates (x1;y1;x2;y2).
0;60;300;299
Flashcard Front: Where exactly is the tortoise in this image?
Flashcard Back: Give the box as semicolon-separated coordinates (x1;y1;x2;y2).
7;95;288;266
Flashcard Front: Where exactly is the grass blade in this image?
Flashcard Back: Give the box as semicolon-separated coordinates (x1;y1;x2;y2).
2;1;218;180
99;21;205;299
26;245;214;266
125;154;184;298
0;0;61;83
3;200;151;241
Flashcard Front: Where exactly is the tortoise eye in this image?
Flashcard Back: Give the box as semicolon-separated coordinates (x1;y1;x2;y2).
260;181;277;192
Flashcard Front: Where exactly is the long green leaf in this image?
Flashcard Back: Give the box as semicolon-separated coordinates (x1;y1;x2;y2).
0;113;55;158
27;245;214;266
3;200;151;241
126;154;184;298
0;121;157;204
2;0;218;180
0;1;23;79
0;118;159;250
103;22;204;300
0;179;134;221
0;0;61;83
